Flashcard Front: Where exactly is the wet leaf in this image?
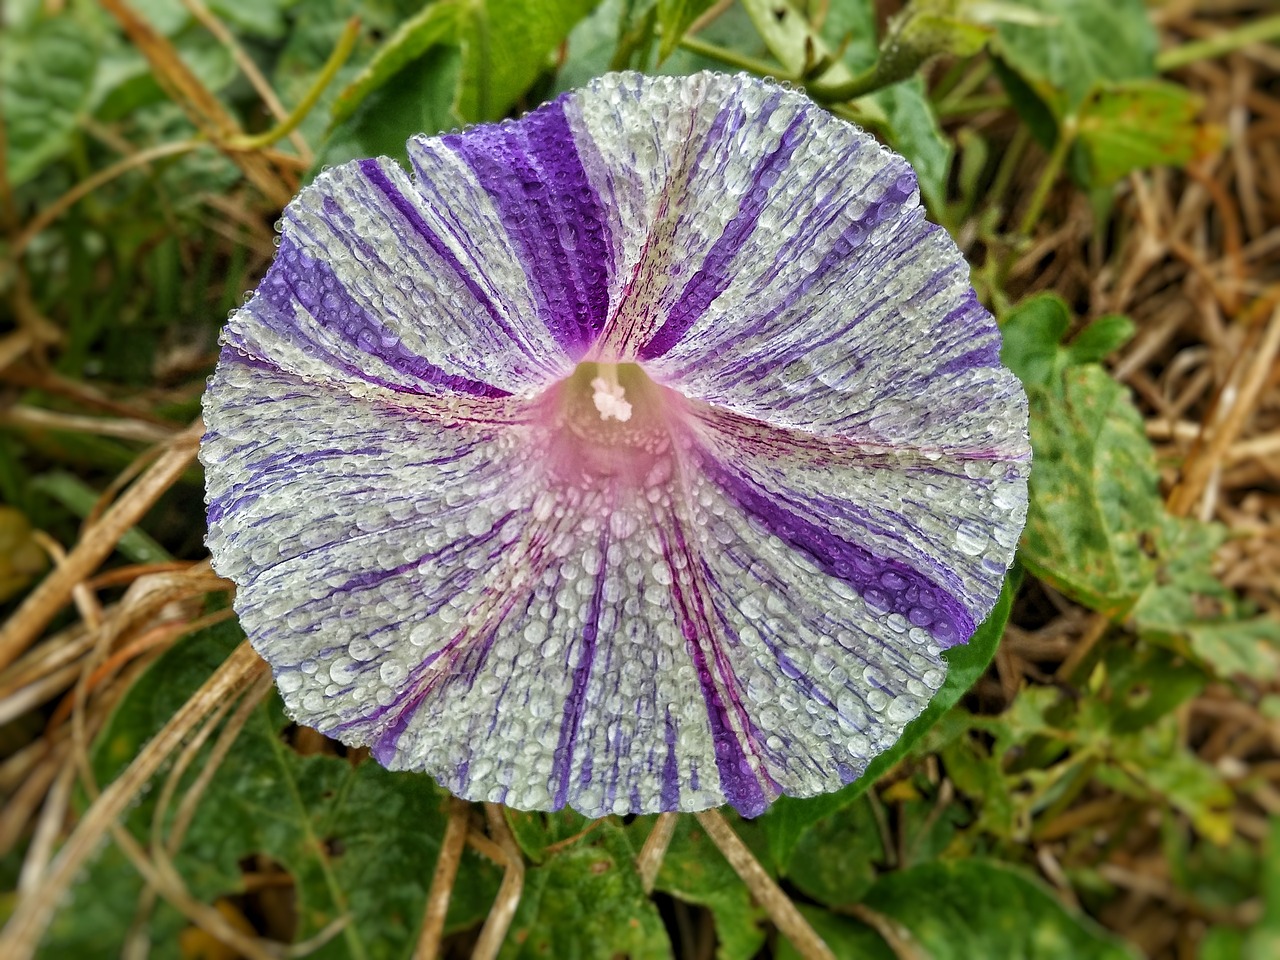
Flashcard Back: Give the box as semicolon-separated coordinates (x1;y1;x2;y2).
1002;294;1162;615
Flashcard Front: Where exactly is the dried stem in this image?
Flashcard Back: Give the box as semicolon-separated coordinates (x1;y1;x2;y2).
414;797;472;960
471;804;527;960
0;419;203;673
180;0;313;161
694;810;836;960
638;812;679;893
10;140;202;259
1168;301;1280;516
0;641;266;960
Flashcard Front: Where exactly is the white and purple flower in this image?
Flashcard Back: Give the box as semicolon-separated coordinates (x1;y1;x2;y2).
201;71;1029;818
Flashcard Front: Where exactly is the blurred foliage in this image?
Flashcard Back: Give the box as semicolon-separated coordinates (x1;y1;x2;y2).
2;0;1274;958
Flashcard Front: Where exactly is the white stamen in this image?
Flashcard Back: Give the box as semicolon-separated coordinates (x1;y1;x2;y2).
591;374;632;422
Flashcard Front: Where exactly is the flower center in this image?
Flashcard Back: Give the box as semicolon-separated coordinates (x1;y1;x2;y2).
590;365;632;422
538;362;681;485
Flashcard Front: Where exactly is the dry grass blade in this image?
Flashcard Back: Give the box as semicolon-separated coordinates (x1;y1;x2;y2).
97;0;291;205
414;797;472;960
0;641;266;960
638;811;679;893
470;804;527;960
0;419;203;673
1168;300;1280;516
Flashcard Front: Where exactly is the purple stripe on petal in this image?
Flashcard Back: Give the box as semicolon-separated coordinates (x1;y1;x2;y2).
660;512;775;817
551;529;608;809
357;159;526;351
700;456;974;648
443;97;612;356
640;100;806;360
263;237;508;398
660;710;681;811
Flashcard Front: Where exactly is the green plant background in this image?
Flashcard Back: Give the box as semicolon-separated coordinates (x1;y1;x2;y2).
3;0;1278;958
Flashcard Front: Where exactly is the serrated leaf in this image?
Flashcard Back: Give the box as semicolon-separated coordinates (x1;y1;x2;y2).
1002;293;1163;615
500;822;671;959
652;817;767;960
2;18;98;186
759;575;1013;865
45;620;499;959
991;0;1157;118
656;0;716;61
1078;79;1223;184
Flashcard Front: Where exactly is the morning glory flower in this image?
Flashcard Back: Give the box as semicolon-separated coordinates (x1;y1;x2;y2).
201;71;1030;818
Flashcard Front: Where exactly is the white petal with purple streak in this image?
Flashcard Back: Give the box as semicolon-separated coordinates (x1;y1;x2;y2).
201;71;1030;818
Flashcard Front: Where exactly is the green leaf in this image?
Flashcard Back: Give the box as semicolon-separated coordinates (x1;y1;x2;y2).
783;795;882;905
740;0;859;86
1106;718;1234;844
1131;517;1280;679
656;0;715;62
46;619;499;959
1077;79;1223;184
555;0;629;91
871;76;951;211
1066;313;1136;365
1002;293;1164;615
1184;618;1280;681
207;0;292;39
31;471;173;564
315;49;464;173
777;906;895;960
500;822;671;959
991;0;1157;118
330;0;597;129
503;807;593;863
0;505;50;603
758;575;1014;865
2;17;98;186
1102;643;1206;734
329;1;465;127
858;860;1141;958
652;817;767;960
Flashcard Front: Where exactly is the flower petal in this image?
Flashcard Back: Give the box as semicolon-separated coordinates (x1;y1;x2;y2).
203;70;1031;819
224;151;595;398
